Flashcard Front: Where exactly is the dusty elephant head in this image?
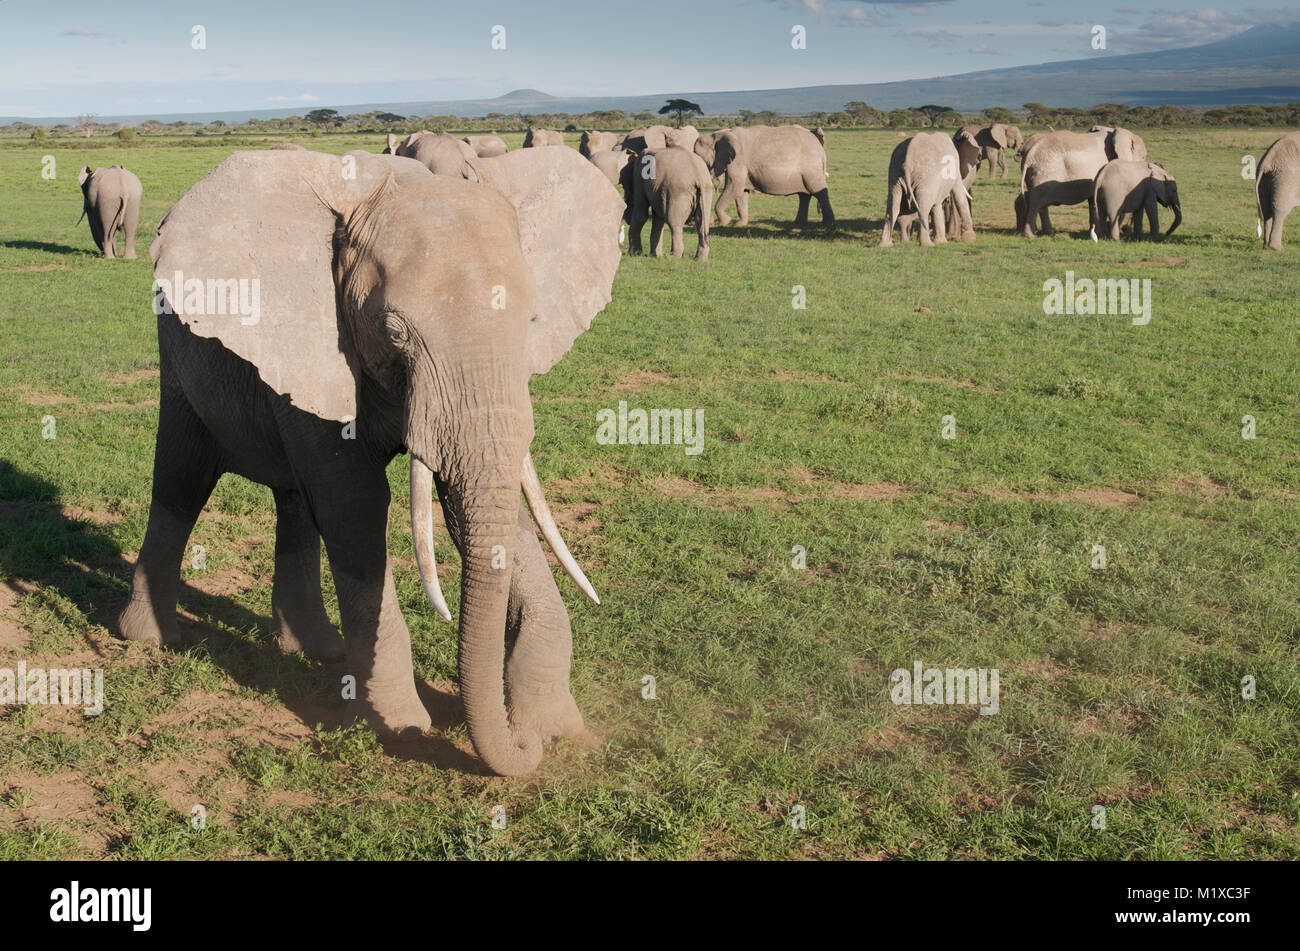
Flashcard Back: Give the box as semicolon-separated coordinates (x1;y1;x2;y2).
150;148;623;775
1148;163;1182;235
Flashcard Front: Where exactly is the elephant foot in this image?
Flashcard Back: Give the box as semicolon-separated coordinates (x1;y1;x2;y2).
117;596;173;648
510;688;596;746
346;684;432;736
961;230;976;243
716;214;733;227
736;218;749;227
275;614;344;663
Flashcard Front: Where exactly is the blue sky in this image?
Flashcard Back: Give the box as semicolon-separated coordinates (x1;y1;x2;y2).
1;0;1297;116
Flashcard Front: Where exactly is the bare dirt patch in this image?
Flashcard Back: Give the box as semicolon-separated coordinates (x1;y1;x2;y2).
106;369;160;386
4;264;71;273
648;471;909;509
608;370;674;391
20;389;75;405
888;372;998;393
977;486;1141;507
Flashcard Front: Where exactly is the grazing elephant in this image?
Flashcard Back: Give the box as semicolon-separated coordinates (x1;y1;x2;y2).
384;132;482;180
589;148;630;187
119;147;623;777
523;127;563;148
694;125;833;229
579;131;619;157
463;134;507;158
626;146;712;261
880;133;974;247
1018;127;1147;237
1090;160;1181;241
1257;130;1300;250
77;165;142;259
618;125;672;152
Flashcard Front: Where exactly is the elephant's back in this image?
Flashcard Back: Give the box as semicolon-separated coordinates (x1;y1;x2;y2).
1260;131;1300;175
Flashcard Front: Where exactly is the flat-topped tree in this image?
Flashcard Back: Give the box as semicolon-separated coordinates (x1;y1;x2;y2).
659;98;703;128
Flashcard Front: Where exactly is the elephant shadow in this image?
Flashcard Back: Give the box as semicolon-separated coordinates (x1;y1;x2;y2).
0;459;481;774
0;239;94;257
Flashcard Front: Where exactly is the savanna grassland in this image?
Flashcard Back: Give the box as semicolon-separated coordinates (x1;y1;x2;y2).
0;127;1296;859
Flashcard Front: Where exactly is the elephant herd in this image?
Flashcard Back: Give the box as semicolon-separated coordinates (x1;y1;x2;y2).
60;121;1300;779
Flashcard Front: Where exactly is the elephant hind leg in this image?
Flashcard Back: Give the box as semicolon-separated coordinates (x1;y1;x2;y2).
649;212;666;257
122;200;140;260
272;487;342;661
794;193;811;227
1268;203;1291;250
815;188;834;228
119;389;226;647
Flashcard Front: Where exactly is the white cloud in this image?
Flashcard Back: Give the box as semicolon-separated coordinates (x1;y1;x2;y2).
969;43;1007;56
266;92;322;103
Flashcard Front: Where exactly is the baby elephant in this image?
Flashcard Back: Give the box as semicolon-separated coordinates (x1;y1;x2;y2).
627;147;713;261
1091;160;1181;241
78;165;142;259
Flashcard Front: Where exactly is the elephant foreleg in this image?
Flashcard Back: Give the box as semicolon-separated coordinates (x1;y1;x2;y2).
271;487;342;661
1145;194;1160;240
315;472;430;735
714;172;743;227
119;388;225;647
736;189;750;226
881;180;905;247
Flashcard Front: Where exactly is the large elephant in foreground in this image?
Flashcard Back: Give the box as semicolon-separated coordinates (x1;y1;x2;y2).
384;131;481;180
118;147;623;777
879;133;974;247
694;125;833;228
1090;160;1181;241
78;164;142;259
1257;130;1300;249
1018;127;1147;236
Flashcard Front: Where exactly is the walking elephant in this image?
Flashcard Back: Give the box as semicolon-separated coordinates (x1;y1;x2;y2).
463;134;508;158
880;133;974;247
618;126;672;152
693;125;833;229
384;131;482;180
1257;130;1300;249
1018;127;1147;236
663;125;699;152
78;165;142;259
119;146;624;777
961;123;1024;180
1090;160;1181;241
523;127;564;148
626;146;712;260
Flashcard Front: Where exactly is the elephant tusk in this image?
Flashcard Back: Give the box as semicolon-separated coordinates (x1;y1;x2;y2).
409;456;453;622
521;452;601;605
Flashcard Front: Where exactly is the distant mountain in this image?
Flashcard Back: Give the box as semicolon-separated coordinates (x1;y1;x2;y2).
5;24;1299;127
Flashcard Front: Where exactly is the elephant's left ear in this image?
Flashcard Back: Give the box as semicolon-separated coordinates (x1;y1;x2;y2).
990;125;1009;149
77;165;92;185
480;147;624;375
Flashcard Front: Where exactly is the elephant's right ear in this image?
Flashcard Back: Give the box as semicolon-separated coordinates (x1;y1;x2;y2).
150;150;434;422
481;148;623;375
990;125;1009;149
384;133;399;154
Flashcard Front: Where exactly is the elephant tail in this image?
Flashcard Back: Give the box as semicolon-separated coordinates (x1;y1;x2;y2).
107;195;127;237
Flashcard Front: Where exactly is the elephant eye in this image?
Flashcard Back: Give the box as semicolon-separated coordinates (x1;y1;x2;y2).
382;312;410;347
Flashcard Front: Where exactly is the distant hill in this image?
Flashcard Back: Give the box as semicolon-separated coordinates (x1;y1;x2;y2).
5;24;1299;127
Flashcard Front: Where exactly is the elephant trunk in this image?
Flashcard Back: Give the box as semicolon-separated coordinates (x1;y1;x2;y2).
445;461;542;777
1166;202;1182;236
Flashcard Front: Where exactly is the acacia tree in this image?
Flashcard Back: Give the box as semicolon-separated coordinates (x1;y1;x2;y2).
75;114;98;138
659;98;702;128
305;108;339;127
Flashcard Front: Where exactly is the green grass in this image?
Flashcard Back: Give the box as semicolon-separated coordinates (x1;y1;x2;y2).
0;127;1296;859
